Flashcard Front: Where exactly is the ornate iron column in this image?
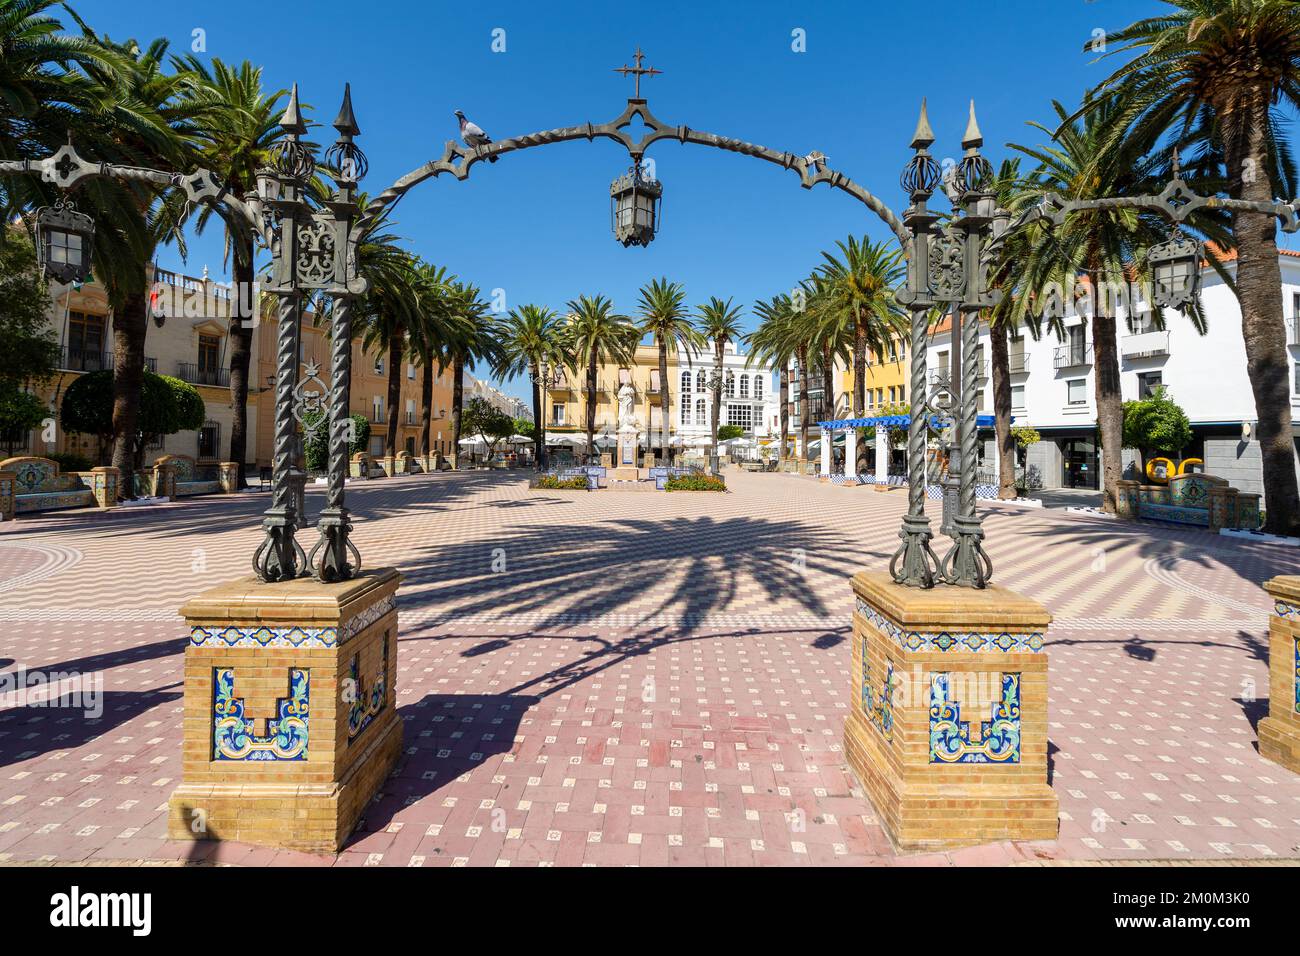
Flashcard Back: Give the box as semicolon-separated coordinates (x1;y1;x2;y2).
309;84;370;582
939;106;997;588
252;85;314;582
890;101;942;588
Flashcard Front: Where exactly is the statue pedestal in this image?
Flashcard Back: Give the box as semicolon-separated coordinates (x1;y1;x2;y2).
167;568;403;853
610;428;640;481
844;571;1058;849
1259;577;1300;775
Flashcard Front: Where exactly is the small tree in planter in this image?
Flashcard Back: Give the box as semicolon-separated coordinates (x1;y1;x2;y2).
461;396;514;462
302;412;370;474
61;371;205;495
0;389;49;457
1010;425;1042;493
1123;386;1192;478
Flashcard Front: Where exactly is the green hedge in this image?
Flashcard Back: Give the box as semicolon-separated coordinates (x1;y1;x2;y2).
534;474;588;490
665;474;726;492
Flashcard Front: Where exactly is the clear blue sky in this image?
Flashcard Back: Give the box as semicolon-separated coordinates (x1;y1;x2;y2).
73;0;1299;402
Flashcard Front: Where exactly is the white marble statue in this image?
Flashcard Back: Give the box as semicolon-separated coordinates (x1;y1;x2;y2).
617;382;639;431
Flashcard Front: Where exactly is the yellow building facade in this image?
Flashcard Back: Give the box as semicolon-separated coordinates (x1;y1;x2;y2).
253;309;459;466
542;343;679;454
16;266;258;468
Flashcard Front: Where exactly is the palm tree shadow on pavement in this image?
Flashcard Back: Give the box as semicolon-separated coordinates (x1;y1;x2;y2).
397;512;877;633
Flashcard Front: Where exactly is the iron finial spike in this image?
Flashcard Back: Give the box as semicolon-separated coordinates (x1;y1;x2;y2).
962;99;983;150
910;98;935;151
279;82;307;135
333;82;360;137
1171;146;1181;179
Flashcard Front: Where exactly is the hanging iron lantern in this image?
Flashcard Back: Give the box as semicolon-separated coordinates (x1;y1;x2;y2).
610;161;662;247
1148;229;1201;312
35;198;94;285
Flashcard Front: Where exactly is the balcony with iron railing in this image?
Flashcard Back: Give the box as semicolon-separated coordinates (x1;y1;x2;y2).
59;346;157;373
1120;330;1171;359
176;362;230;387
1008;352;1027;373
1054;344;1093;370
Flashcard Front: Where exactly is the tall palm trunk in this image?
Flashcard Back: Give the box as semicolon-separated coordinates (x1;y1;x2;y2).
531;366;545;471
384;332;403;458
226;241;254;489
451;354;465;468
989;322;1017;499
110;291;149;499
712;339;724;456
821;341;835;422
657;336;671;465
1091;295;1123;513
797;346;810;461
779;367;790;461
1223;93;1298;535
853;319;869;473
853;316;867;414
419;361;433;463
586;346;598;462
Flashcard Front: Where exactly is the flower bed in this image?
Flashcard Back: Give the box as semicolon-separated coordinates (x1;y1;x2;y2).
664;474;727;492
532;474;590;490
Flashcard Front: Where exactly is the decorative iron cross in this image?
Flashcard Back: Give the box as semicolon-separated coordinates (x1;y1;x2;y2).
613;47;662;99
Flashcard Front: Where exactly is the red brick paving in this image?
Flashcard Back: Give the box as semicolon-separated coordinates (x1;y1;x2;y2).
1;470;1299;865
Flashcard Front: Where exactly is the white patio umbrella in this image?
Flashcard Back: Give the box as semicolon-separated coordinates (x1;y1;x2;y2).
458;436;487;447
720;437;757;449
547;434;587;447
506;434;534;444
683;435;714;448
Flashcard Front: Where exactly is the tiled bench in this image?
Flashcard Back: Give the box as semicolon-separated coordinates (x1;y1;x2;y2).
1118;474;1261;531
559;466;606;490
0;457;119;517
153;455;225;498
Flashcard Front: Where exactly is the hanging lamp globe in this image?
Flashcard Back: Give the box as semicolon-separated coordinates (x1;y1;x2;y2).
35;199;94;285
610;161;662;247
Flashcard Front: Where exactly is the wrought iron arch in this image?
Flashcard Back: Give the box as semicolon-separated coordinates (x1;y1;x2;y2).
354;98;911;250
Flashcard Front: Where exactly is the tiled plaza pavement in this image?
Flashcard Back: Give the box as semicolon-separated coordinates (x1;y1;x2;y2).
2;470;1299;866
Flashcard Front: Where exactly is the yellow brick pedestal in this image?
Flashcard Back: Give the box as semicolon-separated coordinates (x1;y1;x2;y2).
167;568;403;853
844;571;1058;850
1259;577;1300;774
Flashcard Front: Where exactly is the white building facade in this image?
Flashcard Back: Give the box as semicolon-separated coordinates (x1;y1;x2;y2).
676;341;780;443
923;250;1300;494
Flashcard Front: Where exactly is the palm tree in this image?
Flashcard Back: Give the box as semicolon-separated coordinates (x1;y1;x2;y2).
695;297;745;458
64;29;199;492
749;294;801;463
796;274;846;435
495;304;560;469
636;278;703;464
0;0;119;216
563;294;636;461
1083;0;1300;533
350;197;421;461
815;235;908;469
984;158;1029;499
443;281;496;468
1008;97;1185;512
172;55;286;488
408;262;457;467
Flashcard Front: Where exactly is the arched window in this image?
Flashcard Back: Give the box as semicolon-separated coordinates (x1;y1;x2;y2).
681;370;692;395
696;398;707;424
754;375;764;399
724;371;735;398
696;369;708;392
739;374;750;398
